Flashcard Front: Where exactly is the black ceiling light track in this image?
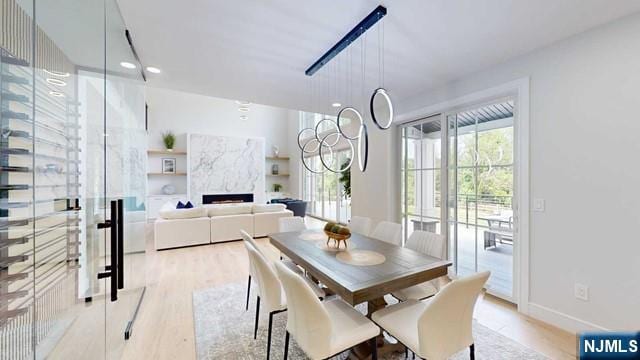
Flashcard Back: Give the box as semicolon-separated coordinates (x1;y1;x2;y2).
305;5;387;76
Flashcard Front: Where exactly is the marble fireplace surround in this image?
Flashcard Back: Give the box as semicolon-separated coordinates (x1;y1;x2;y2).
188;134;265;205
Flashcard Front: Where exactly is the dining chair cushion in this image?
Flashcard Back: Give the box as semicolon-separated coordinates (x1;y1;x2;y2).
392;230;445;301
246;243;287;313
241;230;302;275
373;271;490;360
274;262;377;360
370;221;402;245
371;299;427;352
405;230;446;260
392;281;438;302
348;216;372;236
323;298;381;357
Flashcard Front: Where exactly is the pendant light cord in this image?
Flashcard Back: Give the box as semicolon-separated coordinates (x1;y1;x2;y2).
362;32;366;111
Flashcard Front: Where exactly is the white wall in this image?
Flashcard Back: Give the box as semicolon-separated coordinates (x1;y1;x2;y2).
351;126;400;226
353;13;640;331
146;87;297;197
286;110;302;198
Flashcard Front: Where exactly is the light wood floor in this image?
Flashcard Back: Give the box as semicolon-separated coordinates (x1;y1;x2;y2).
121;220;577;360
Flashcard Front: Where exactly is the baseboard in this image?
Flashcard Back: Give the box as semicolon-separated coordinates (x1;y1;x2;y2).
528;302;609;334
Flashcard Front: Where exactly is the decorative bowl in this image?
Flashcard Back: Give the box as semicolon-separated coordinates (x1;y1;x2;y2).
324;230;351;249
162;184;176;195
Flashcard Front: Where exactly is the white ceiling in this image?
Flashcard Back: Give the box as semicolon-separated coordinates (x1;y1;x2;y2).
117;0;640;114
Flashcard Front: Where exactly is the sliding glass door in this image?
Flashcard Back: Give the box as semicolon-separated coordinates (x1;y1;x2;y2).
447;99;515;299
401;99;516;301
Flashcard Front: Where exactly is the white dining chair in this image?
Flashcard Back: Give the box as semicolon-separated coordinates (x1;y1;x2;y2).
278;216;307;232
348;216;372;236
274;261;380;360
245;242;324;360
392;230;446;301
372;271;490;360
241;230;301;312
370;221;402;245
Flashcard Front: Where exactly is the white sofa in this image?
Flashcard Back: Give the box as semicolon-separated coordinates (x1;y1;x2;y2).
154;202;292;250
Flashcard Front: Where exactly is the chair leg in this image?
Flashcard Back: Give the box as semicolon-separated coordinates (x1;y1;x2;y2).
370;337;378;360
283;331;290;360
405;346;408;359
470;343;475;360
245;275;251;311
267;312;274;360
254;296;260;339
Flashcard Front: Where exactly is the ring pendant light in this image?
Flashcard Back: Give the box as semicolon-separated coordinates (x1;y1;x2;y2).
314;118;341;147
319;132;355;173
301;5;388;173
357;123;369;172
369;15;394;130
301;141;326;174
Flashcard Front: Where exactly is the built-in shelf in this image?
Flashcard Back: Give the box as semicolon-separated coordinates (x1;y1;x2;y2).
267;173;290;177
147;150;187;155
266;156;290;160
147;172;187;176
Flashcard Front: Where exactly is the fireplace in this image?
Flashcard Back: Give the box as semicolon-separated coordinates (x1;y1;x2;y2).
202;193;254;204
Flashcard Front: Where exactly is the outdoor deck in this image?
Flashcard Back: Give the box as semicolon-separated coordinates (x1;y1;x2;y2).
406;217;513;298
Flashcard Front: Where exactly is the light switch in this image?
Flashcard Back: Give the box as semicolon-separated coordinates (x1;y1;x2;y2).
533;198;545;212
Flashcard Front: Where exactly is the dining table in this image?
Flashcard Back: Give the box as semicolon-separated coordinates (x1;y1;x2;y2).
269;229;452;359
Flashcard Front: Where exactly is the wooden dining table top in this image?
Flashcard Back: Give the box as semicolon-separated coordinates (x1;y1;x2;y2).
268;230;452;306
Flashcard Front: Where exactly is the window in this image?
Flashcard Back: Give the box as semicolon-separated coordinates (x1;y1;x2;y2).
299;112;351;223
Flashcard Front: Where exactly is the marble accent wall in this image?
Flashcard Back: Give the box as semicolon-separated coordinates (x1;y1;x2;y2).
189;134;265;204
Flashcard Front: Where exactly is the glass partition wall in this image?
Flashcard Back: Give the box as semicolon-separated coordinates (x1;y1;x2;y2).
401;99;516;301
1;0;147;358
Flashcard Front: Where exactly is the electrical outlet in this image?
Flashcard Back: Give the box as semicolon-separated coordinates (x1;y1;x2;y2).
533;198;545;212
575;283;589;301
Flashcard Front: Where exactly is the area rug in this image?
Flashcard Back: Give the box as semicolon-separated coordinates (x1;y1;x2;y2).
193;283;547;360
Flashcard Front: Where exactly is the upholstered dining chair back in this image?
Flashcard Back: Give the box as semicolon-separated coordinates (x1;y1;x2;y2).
245;243;284;313
278;216;307;233
406;230;446;260
417;271;490;360
241;230;257;274
370;221;402;245
348;216;372;236
274;261;332;357
241;229;262;252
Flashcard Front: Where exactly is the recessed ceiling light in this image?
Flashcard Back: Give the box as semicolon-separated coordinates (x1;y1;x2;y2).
46;78;66;86
332;102;342;108
240;115;249;121
43;69;70;77
235;100;251;105
238;107;250;112
49;91;65;97
146;66;161;74
120;62;136;69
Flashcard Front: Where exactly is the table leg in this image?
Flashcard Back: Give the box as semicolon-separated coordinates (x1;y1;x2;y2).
349;297;404;359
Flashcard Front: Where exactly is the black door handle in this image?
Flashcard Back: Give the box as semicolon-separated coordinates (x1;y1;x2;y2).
117;199;124;290
97;200;118;302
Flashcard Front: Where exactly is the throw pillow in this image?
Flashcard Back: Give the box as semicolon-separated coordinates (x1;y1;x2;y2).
185;201;194;209
176;201;185;209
